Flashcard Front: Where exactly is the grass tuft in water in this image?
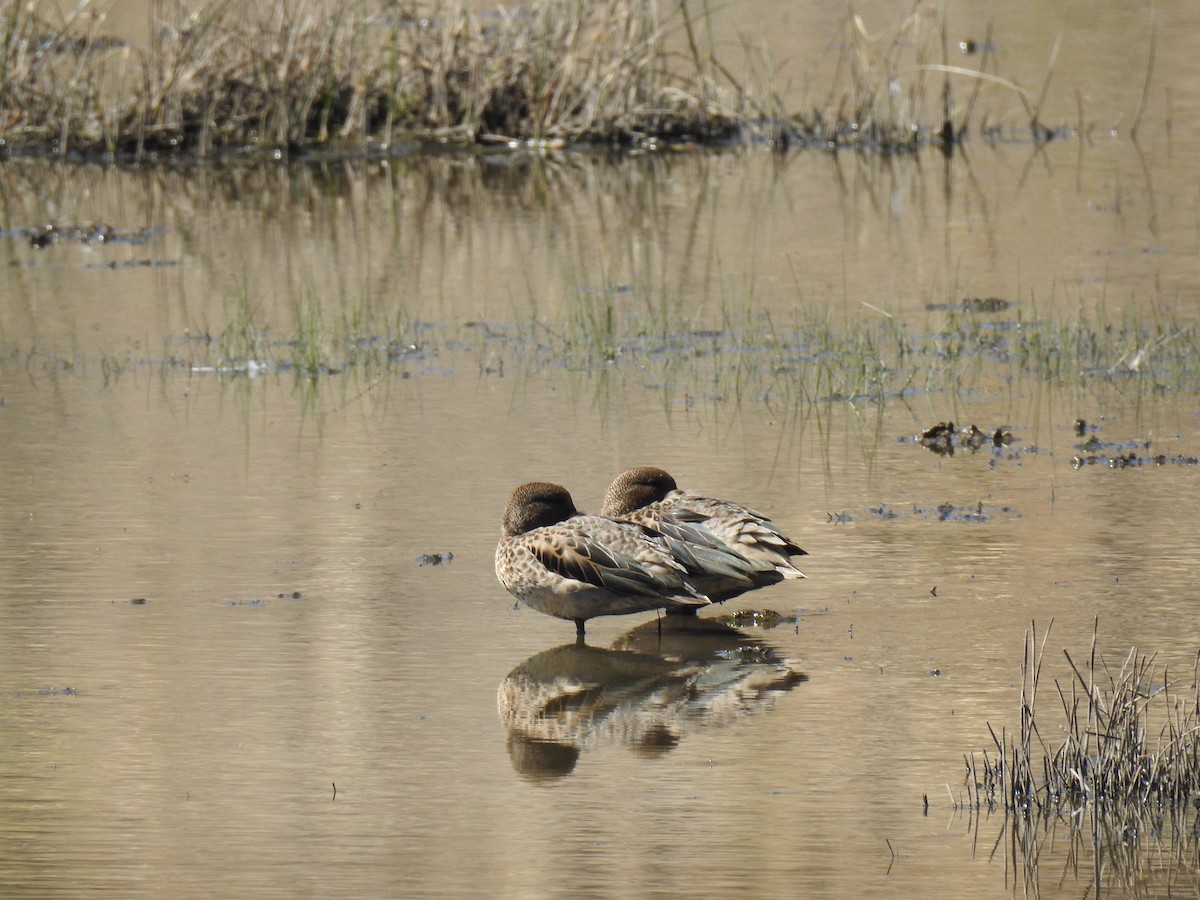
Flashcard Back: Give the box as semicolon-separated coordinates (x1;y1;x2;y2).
182;279;419;382
966;619;1200;816
19;263;1198;406
960;620;1200;893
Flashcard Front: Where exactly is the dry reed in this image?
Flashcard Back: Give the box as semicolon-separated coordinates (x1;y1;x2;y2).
966;620;1200;817
961;621;1200;894
0;0;1074;160
0;0;743;158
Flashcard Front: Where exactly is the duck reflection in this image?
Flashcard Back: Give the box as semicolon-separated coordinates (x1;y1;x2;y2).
498;616;807;779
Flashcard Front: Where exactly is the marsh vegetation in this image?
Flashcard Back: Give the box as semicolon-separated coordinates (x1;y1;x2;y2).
1;0;1080;159
130;285;1200;413
962;623;1200;894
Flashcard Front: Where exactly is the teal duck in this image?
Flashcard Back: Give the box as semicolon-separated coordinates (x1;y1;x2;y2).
496;481;711;636
601;467;807;593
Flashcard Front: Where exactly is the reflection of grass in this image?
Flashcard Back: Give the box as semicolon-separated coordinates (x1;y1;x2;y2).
1003;805;1200;897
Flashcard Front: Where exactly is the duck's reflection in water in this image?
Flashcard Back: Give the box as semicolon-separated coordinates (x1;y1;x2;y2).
498;616;807;779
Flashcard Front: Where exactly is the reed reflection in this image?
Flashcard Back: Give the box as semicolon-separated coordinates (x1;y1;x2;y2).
497;617;806;779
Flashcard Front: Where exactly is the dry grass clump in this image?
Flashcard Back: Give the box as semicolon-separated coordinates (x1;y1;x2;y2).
0;0;1074;159
0;0;742;158
966;621;1200;817
962;621;1200;894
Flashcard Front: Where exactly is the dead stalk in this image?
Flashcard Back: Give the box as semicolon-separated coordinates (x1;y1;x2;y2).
0;1;1093;158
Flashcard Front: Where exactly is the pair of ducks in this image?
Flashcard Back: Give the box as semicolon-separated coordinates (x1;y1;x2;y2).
496;467;806;636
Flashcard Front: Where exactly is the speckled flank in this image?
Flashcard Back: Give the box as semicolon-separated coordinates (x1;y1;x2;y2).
602;467;808;582
496;481;710;636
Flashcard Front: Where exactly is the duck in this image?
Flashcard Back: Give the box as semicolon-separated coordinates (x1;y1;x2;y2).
626;498;788;603
601;467;808;595
496;481;711;636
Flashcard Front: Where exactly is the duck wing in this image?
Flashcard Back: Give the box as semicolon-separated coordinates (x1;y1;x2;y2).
532;531;695;600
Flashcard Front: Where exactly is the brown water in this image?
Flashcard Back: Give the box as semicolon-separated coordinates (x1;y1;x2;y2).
3;2;1200;898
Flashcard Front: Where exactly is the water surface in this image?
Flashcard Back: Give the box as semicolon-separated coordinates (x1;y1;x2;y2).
2;2;1200;897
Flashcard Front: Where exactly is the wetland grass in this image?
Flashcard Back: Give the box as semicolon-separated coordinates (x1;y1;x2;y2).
963;621;1200;893
967;621;1200;817
0;0;745;158
0;0;1079;160
179;279;422;382
168;279;1200;417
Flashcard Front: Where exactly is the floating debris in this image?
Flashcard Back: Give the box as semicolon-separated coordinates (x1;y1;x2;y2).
862;500;1020;522
924;501;1008;522
90;259;181;270
1072;452;1199;469
1073;433;1149;454
917;421;957;455
190;360;272;377
1070;429;1199;467
912;421;1013;456
15;686;79;697
710;608;800;630
20;223;162;248
964;296;1011;313
417;551;455;566
34;34;131;54
924;296;1012;313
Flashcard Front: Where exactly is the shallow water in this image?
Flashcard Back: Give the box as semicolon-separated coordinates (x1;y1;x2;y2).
2;372;1198;897
3;2;1200;898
